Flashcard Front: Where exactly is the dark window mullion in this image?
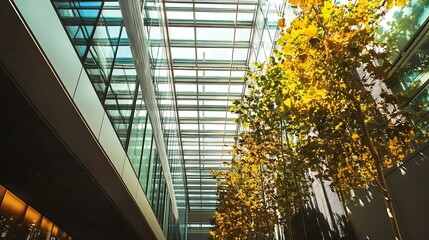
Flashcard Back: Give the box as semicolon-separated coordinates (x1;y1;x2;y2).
81;1;105;64
101;23;124;104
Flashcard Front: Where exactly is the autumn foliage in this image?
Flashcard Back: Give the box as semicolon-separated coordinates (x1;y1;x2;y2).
211;0;417;239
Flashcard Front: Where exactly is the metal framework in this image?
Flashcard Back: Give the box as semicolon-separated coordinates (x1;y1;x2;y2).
159;0;282;212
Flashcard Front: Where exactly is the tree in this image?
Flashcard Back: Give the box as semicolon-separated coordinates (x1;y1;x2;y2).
210;132;281;240
211;93;312;239
212;0;419;239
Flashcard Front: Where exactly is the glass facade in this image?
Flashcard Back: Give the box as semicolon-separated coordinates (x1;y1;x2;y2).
50;1;186;239
47;0;284;238
377;0;429;136
48;0;285;237
6;0;429;239
0;185;71;240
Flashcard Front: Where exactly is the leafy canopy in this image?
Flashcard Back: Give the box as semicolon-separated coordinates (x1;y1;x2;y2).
210;0;416;239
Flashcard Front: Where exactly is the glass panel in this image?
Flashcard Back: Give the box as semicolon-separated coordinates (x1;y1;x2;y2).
196;28;234;41
167;11;193;20
406;85;429;123
170;27;195;40
390;31;429;98
128;100;146;175
197;48;233;61
171;47;196;60
146;137;158;204
235;28;252;41
376;0;429;62
52;1;185;237
195;12;236;21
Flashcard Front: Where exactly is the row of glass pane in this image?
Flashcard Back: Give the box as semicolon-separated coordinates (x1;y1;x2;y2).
377;0;429;136
50;1;186;239
163;0;286;213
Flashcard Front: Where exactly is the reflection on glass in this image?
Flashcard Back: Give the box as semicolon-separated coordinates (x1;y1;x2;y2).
405;86;429;123
52;0;186;239
389;31;429;100
376;0;429;63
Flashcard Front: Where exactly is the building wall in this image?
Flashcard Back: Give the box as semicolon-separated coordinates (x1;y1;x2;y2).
348;143;429;240
345;1;429;239
297;2;429;239
0;0;189;239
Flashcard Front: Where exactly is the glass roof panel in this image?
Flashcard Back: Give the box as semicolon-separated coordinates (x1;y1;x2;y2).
234;28;252;41
179;111;198;118
174;69;196;77
233;48;249;61
200;100;229;105
175;84;197;92
196;28;234;41
197;48;233;61
238;4;257;10
195;12;236;21
194;3;237;10
167;11;193;20
177;100;198;105
165;2;193;8
229;85;244;93
199;84;230;93
237;12;254;21
170;47;196;60
162;0;277;216
197;70;230;77
169;27;195;40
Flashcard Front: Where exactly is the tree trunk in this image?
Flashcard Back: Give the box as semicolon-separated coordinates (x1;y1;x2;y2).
352;99;403;240
282;120;309;240
336;185;355;240
319;177;340;235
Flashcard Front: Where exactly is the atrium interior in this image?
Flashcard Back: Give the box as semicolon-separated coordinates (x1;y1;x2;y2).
0;0;429;239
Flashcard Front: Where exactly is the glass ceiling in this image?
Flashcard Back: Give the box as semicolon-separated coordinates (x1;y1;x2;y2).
158;0;284;212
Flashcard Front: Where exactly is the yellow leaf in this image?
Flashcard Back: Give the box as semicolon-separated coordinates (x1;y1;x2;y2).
278;17;286;28
352;133;359;140
321;1;333;20
335;122;343;130
282;33;291;42
386;0;394;9
289;0;300;6
311;0;323;7
283;59;292;68
315;89;327;99
330;32;344;45
282;44;292;54
284;98;292;107
305;24;318;37
395;0;408;6
292;20;305;29
282;88;288;94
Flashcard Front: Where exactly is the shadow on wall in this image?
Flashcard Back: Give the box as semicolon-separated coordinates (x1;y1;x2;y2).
347;142;429;240
288;206;353;240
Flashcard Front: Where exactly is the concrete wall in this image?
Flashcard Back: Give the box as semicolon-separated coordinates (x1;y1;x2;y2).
348;143;429;240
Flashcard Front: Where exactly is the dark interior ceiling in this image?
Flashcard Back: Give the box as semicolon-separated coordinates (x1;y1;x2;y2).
0;62;141;240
